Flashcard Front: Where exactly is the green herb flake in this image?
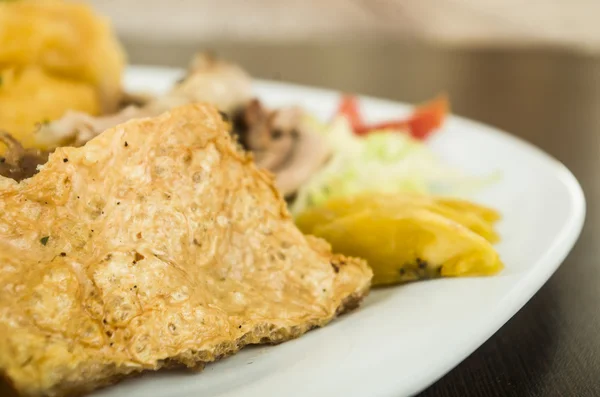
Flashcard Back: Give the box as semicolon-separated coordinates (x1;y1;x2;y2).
40;236;49;246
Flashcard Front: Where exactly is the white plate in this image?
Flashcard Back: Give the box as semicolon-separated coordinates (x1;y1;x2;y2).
95;66;585;397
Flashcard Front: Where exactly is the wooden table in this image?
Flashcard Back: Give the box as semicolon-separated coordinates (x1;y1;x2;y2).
125;39;600;396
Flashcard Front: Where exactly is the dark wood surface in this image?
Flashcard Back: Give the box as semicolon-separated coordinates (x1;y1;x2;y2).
125;40;600;397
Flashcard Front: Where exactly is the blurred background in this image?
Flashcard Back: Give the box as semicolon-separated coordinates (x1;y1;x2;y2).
90;0;599;52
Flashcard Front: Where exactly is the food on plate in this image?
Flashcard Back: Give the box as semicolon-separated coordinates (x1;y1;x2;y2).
0;32;503;288
36;52;251;148
290;115;496;215
0;4;505;391
0;103;372;397
0;0;125;149
296;193;503;286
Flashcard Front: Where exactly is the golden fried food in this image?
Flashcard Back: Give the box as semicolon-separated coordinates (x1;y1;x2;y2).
296;193;500;243
296;193;503;286
0;103;372;397
0;0;125;148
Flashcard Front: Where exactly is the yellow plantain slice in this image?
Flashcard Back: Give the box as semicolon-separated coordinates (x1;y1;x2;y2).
296;193;503;286
296;193;500;243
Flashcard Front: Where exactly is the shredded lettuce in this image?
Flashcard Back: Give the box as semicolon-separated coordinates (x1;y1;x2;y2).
290;116;499;216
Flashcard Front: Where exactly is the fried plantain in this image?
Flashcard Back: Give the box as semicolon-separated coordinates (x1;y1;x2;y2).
296;193;503;286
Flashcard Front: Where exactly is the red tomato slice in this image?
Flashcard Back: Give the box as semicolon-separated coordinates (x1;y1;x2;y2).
405;95;449;140
336;94;449;140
